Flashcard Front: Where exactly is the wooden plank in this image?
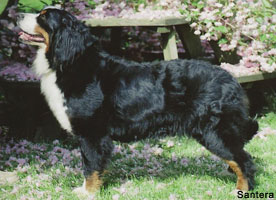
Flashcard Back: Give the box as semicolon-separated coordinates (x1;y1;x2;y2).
84;16;189;27
157;27;171;33
236;71;276;83
161;28;178;61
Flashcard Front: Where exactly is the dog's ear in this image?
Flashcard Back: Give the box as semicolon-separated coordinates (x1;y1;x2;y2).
47;22;96;72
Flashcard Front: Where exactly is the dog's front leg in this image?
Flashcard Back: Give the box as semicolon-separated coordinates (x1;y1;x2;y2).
73;135;113;197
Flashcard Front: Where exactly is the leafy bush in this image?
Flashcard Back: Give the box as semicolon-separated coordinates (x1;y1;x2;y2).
18;0;61;12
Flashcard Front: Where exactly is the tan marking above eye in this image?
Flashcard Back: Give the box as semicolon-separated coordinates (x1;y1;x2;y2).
40;10;47;15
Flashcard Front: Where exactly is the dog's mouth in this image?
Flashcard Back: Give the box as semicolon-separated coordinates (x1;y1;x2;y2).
18;31;45;43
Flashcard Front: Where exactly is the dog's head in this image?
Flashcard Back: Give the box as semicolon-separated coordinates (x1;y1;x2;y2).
18;8;96;70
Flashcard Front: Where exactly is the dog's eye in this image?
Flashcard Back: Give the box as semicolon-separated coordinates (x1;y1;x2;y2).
39;14;46;20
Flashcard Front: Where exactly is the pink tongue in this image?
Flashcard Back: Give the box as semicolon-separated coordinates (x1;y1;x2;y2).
19;31;44;42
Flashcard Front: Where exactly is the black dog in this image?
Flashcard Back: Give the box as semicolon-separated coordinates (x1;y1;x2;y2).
18;8;258;195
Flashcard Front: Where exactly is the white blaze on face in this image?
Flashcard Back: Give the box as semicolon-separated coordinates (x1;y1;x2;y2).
18;13;39;35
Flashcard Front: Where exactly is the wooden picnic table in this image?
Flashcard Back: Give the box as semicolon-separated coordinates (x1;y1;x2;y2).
84;16;205;61
84;17;276;84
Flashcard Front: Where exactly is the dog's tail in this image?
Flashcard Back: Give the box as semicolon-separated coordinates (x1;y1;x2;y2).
244;118;258;142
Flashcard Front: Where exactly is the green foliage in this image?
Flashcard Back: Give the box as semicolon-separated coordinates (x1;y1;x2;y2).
87;0;97;9
218;38;228;45
0;0;9;15
214;26;228;34
18;0;60;12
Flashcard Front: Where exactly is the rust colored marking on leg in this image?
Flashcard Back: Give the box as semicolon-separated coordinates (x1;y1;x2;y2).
226;160;249;191
85;171;103;193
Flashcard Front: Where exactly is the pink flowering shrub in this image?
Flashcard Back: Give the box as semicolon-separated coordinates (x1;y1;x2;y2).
65;0;186;20
181;0;276;76
65;0;276;76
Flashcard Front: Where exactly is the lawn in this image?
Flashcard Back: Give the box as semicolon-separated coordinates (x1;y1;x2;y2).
0;110;276;200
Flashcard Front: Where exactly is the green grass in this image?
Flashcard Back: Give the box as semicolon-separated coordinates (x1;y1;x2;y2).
0;131;275;200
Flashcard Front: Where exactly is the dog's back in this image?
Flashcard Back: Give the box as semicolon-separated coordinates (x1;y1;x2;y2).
105;58;257;143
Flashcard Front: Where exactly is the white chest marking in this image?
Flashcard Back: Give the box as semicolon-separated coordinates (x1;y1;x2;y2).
33;46;73;133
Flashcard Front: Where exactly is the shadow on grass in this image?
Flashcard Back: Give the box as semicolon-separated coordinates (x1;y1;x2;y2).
102;148;267;191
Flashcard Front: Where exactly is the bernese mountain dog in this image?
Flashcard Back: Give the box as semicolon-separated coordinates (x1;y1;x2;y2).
18;8;258;196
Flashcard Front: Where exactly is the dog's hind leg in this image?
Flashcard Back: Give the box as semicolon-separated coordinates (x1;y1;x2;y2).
74;135;113;196
193;131;256;191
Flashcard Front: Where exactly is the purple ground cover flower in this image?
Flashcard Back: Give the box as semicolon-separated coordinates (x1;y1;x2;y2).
0;62;39;82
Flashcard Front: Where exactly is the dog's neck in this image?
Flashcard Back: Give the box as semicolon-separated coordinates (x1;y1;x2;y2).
33;45;73;133
32;45;52;76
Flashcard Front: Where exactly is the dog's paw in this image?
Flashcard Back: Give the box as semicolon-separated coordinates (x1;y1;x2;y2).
73;186;95;200
230;189;248;197
230;189;240;197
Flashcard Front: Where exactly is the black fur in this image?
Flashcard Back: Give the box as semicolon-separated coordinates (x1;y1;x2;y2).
36;9;258;190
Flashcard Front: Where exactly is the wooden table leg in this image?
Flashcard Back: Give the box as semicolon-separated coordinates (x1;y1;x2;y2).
158;27;178;61
175;24;204;59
